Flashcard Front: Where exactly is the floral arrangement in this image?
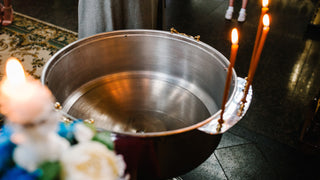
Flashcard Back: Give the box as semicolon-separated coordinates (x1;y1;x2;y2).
0;120;126;180
0;58;127;180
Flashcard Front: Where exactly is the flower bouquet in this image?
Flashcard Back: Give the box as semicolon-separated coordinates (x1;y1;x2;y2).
0;58;127;180
0;119;127;180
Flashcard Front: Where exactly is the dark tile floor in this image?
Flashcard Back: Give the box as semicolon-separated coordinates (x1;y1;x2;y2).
11;0;320;179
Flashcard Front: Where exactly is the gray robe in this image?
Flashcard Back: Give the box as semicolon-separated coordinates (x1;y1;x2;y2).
78;0;164;39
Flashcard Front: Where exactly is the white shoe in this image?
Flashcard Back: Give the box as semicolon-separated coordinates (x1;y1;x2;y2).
238;9;246;22
225;8;233;20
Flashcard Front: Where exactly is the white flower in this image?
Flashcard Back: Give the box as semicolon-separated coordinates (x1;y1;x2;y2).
61;141;126;180
13;133;70;172
74;123;94;143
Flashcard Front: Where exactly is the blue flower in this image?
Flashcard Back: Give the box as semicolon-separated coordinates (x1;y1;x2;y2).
57;120;82;143
0;166;40;180
0;126;16;174
0;125;13;137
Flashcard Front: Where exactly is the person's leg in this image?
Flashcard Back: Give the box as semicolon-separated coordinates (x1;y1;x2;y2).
238;0;248;22
229;0;234;7
225;0;234;20
2;0;13;26
241;0;248;9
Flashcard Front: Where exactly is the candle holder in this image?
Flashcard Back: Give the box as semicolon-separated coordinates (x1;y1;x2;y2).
237;78;250;116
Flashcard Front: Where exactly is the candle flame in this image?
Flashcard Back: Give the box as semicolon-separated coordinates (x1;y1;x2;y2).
5;58;26;85
262;0;268;7
263;14;270;27
231;28;239;44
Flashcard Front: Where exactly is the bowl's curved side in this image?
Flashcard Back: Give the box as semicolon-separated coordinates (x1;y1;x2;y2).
114;129;222;179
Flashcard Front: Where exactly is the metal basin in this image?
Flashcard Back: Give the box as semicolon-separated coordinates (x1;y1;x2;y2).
41;30;252;179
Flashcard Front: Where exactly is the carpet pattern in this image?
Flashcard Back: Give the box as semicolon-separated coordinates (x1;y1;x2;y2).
0;12;78;79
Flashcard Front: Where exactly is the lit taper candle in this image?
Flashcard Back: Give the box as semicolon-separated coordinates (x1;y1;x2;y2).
218;28;239;131
239;14;270;115
251;0;269;61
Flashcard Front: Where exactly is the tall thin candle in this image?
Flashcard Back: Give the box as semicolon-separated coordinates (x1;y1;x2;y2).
219;28;239;130
250;14;270;79
251;0;269;75
240;14;270;111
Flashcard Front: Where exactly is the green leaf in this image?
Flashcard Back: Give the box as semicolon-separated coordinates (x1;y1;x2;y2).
83;121;96;133
38;161;61;180
92;131;114;150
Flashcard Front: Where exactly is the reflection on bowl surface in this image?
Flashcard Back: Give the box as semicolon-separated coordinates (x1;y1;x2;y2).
63;71;218;133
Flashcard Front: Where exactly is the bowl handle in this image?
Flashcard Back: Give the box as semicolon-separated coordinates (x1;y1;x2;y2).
198;77;253;134
170;28;200;42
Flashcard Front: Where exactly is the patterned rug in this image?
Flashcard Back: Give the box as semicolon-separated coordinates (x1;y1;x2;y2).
0;12;78;126
0;12;78;79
